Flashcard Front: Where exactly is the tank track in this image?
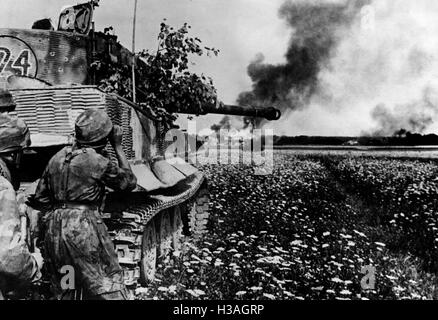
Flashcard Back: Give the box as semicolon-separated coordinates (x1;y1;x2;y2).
103;173;208;295
187;188;210;237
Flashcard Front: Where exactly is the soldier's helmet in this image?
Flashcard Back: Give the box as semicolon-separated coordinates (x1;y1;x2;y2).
0;89;16;113
0;113;31;153
75;109;113;145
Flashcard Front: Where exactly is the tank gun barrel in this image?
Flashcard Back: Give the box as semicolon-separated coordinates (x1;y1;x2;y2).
182;103;282;121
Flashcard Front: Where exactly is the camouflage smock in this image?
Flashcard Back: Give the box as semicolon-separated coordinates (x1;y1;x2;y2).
34;146;137;299
0;175;40;294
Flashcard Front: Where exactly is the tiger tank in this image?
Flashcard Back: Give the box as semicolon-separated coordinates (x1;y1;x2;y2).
0;1;281;292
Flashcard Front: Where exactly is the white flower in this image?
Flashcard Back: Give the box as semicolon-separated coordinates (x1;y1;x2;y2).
263;293;276;300
186;289;205;297
191;254;202;261
250;286;263;291
311;286;324;291
214;260;224;267
185;289;198;297
194;289;206;296
353;230;367;238
135;287;148;295
290;240;302;246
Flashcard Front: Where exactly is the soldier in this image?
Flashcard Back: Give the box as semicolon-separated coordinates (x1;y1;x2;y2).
0;113;43;299
0;89;17;114
32;108;137;300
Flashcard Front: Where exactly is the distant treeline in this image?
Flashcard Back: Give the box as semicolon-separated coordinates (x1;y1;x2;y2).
274;132;438;146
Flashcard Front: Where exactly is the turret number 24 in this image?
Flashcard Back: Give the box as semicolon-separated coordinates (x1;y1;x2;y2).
0;47;32;77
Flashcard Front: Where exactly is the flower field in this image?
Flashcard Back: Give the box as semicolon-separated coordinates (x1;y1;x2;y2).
139;151;438;300
325;157;438;273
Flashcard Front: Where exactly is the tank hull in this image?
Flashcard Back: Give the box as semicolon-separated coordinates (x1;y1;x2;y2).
12;85;209;293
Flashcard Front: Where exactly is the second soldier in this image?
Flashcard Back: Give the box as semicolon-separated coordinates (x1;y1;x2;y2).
32;109;137;300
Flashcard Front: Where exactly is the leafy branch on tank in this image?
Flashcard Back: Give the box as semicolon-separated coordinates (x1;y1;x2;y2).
90;21;220;129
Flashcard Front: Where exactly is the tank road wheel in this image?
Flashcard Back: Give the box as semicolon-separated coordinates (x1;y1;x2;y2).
140;220;157;284
172;206;184;256
188;188;210;237
159;209;173;260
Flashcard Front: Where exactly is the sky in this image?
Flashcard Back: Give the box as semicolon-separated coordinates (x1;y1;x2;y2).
0;0;290;133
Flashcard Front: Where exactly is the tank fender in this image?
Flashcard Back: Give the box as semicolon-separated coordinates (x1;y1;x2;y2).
130;157;198;192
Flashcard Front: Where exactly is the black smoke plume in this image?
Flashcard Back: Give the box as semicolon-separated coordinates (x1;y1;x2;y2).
232;0;369;129
210;115;232;132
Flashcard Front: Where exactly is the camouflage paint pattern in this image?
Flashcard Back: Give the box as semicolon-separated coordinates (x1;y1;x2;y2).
0;29;88;87
34;146;136;299
0;175;40;293
42;206;126;298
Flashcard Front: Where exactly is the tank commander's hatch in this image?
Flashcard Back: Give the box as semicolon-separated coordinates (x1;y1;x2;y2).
58;0;99;35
